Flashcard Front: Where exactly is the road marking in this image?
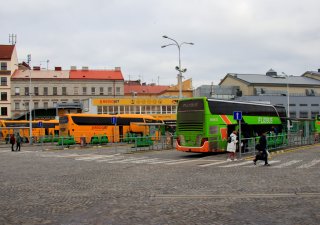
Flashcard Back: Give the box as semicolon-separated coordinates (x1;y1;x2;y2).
146;159;186;164
75;154;120;161
219;161;253;167
96;156;125;162
153;192;320;199
297;159;320;169
9;150;33;154
272;160;302;168
147;159;185;164
245;160;280;167
106;157;149;163
54;153;97;158
165;159;200;165
199;160;228;167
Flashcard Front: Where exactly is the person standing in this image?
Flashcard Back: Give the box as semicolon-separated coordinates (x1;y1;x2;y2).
9;134;15;152
227;130;238;161
253;131;270;166
15;133;22;151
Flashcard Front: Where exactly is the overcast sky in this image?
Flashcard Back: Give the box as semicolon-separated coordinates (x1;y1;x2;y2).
2;0;320;88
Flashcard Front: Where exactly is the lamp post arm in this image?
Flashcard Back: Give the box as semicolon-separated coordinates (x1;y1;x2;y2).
162;35;193;99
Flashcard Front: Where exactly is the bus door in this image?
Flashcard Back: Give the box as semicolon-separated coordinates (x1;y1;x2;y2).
112;126;119;143
119;125;123;141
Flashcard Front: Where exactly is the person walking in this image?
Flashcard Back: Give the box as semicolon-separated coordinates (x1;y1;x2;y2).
15;133;22;151
253;131;270;166
227;130;238;161
9;134;15;152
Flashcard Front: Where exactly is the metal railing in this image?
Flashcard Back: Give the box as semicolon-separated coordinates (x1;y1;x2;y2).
0;132;318;155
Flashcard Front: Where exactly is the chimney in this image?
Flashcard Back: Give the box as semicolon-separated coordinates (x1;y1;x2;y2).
115;67;121;71
82;66;89;71
55;67;62;71
33;66;40;70
70;66;77;70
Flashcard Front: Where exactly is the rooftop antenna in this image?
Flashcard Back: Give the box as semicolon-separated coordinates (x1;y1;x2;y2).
9;34;17;45
40;60;50;70
27;54;31;65
158;76;160;85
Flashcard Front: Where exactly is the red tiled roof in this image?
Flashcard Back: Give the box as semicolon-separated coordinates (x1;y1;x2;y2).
124;84;169;94
0;45;15;60
11;69;69;79
69;70;123;80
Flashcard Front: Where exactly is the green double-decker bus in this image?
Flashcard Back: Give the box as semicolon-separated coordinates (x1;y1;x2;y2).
176;97;287;153
315;115;320;137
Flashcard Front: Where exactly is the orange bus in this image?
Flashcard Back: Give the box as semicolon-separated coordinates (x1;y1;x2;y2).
0;120;59;143
58;113;163;143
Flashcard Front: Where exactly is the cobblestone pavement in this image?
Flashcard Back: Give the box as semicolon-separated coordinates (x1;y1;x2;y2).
0;144;319;224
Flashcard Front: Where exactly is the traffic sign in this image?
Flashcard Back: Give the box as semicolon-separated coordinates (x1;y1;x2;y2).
111;117;117;125
233;111;242;120
38;121;43;127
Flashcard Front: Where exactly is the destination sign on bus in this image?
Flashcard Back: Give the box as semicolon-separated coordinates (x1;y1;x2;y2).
257;117;273;124
178;99;204;111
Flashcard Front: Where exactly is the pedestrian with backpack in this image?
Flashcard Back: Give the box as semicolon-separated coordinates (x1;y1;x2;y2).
9;134;15;152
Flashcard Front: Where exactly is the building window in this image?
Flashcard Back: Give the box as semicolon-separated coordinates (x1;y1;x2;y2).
14;87;19;96
311;111;319;119
43;102;48;109
34;102;39;109
162;106;167;114
53;87;57;95
135;106;140;114
97;106;102;114
100;87;104;95
83;87;87;95
116;87;120;95
1;92;7;101
1;62;7;70
25;87;29;96
108;87;112;95
311;104;319;107
25;102;29;110
299;104;308;107
34;87;39;96
299;111;308;118
130;106;135;114
114;106;119;114
120;106;124;114
1;77;7;86
1;107;7;116
290;111;296;118
53;102;57;107
172;105;177;113
91;87;95;95
62;87;67;95
14;102;20;110
74;87;79;95
289;104;296;107
108;106;114;114
43;87;48;96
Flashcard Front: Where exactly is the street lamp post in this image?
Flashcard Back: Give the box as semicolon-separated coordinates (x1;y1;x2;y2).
282;73;290;121
161;35;194;99
282;72;290;145
18;62;33;144
28;68;33;144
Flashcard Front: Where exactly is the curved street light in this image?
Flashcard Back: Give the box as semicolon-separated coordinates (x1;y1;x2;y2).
282;72;291;145
17;61;33;144
161;35;194;99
